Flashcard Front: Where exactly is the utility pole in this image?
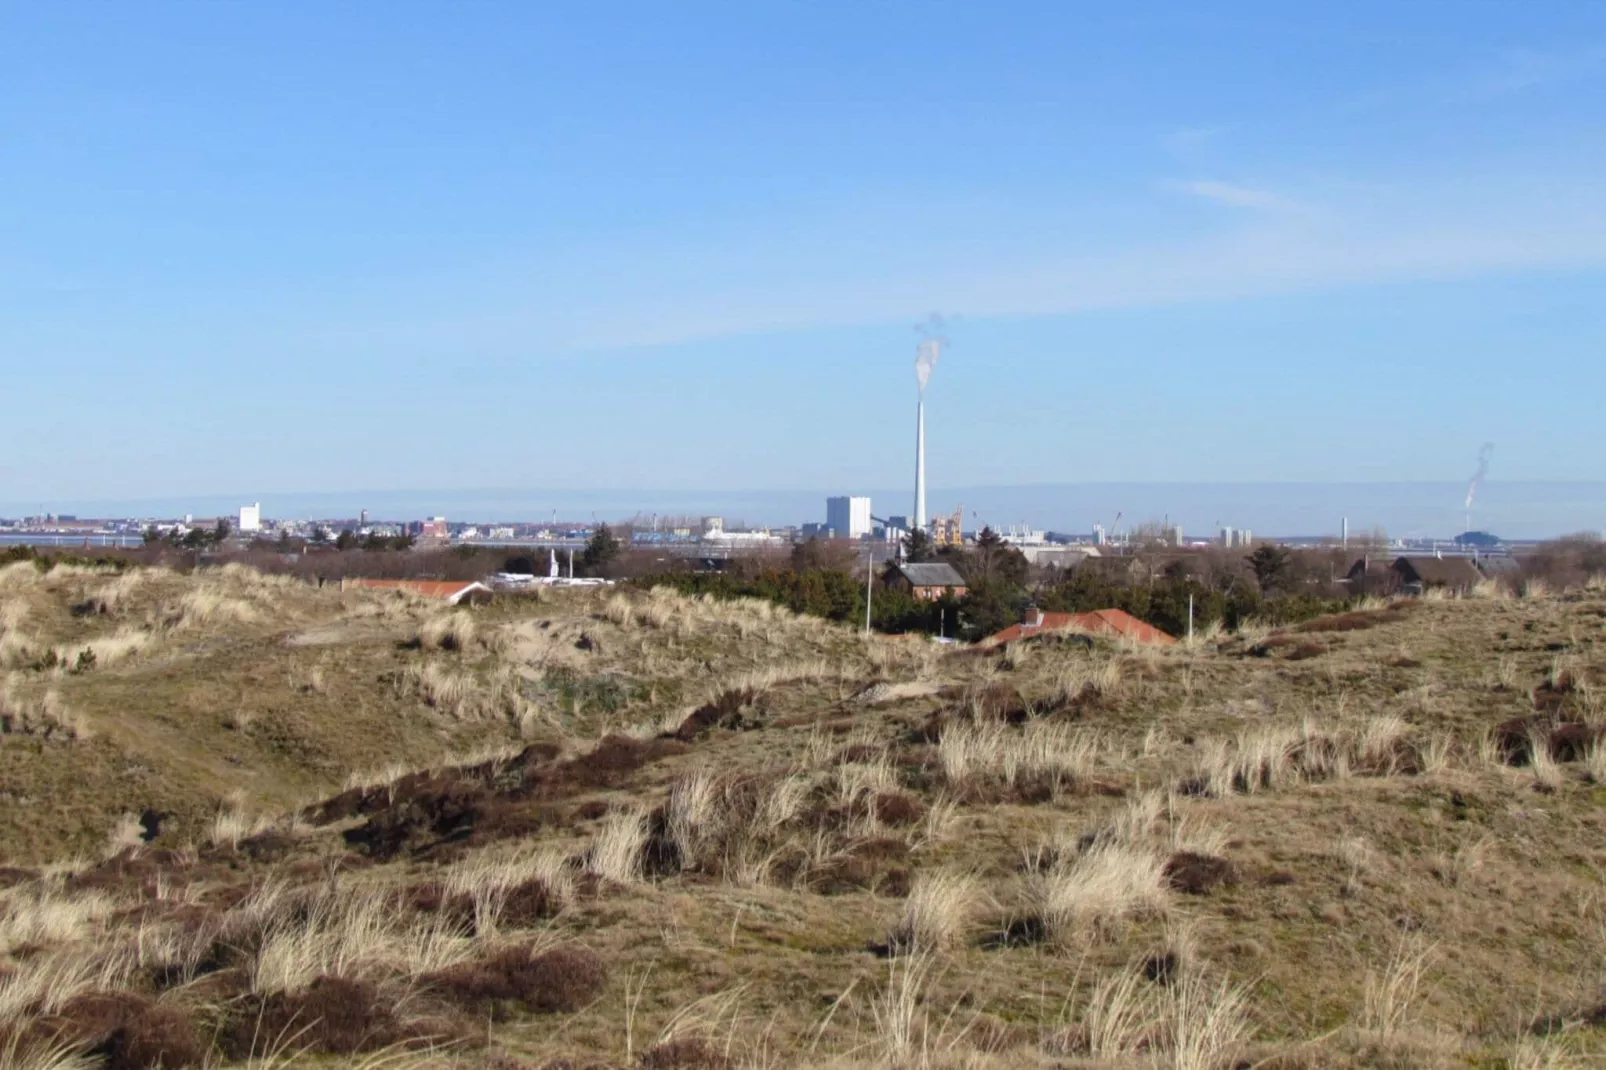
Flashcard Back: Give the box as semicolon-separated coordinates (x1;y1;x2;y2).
1187;593;1194;642
864;543;874;637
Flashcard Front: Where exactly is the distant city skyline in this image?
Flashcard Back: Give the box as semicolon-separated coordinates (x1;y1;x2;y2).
5;481;1603;542
3;5;1604;503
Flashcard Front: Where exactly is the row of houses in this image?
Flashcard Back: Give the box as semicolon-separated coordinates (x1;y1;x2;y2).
1344;555;1497;596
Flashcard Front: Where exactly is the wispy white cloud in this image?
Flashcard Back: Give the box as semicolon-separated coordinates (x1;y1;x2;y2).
137;164;1606;360
1163;125;1231;153
1169;179;1286;210
1456;44;1606;103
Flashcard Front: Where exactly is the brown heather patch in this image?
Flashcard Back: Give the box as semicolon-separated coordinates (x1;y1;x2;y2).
221;974;466;1059
871;791;926;827
636;1037;734;1069
1491;714;1605;764
426;944;608;1020
26;992;207;1070
671;688;759;741
0;867;38;889
1293;605;1414;633
106;1003;207;1070
810;836;913;897
1163;852;1240;896
1532;671;1585;715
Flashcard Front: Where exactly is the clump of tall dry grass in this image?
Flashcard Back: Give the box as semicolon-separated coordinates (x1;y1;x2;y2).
0;676;86;739
1032;841;1170;941
586;808;650;884
52;628;152;672
1044;964;1249;1066
1361;936;1434;1039
0;560;44;592
937;720;1099;795
246;884;473;995
415;612;477;652
162;587;260;630
0;884;118;958
887;870;982;953
78;568;167;616
401;662;526;723
442;844;573;937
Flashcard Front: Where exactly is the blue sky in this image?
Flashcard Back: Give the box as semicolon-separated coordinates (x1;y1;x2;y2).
2;2;1604;519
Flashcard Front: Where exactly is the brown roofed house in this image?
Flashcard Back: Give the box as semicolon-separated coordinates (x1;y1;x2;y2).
343;579;494;605
886;562;968;601
1389;556;1484;595
987;606;1176;646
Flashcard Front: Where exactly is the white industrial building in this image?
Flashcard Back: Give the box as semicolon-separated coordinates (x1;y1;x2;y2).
826;496;873;539
239;503;262;533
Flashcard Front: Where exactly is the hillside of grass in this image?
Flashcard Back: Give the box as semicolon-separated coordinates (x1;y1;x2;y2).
4;564;1606;1069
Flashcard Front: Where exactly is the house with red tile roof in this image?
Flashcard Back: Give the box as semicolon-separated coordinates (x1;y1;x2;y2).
986;606;1175;646
342;579;493;605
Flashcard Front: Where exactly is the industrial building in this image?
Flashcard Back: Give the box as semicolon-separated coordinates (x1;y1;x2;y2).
238;503;261;533
825;496;873;540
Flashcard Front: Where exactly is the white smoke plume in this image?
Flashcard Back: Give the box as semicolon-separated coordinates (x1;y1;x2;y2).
1465;442;1494;510
915;314;948;393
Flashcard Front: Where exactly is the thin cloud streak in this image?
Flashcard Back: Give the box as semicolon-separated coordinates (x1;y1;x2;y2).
540;186;1606;352
1169;179;1286;210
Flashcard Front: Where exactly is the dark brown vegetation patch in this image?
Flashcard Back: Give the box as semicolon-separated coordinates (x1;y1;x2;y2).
870;791;925;827
671;688;759;741
636;1037;734;1069
1053;680;1116;716
69;848;199;895
28;991;206;1070
1294;605;1413;633
0;865;37;888
1533;672;1589;716
812;837;912;896
1164;852;1240;895
221;975;461;1058
107;1004;208;1070
1492;715;1605;765
1249;635;1327;660
427;945;607;1020
334;734;686;860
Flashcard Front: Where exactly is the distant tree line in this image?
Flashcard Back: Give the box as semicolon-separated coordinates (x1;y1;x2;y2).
635;527;1360;641
143;519;234;550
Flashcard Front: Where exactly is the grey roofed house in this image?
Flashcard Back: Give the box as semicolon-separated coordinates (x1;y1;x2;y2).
1391;556;1485;593
1473;556;1521;576
887;562;969;599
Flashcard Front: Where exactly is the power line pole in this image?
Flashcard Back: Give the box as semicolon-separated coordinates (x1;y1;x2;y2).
864;543;874;637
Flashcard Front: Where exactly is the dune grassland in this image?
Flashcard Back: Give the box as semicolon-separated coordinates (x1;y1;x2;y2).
4;558;1606;1068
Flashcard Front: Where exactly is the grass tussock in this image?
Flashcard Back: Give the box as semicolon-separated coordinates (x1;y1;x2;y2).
586;808;650;884
887;870;983;953
414;612;477;652
937;720;1100;797
1032;841;1171;942
0;676;87;739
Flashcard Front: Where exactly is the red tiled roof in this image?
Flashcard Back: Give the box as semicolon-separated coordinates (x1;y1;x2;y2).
345;579;489;602
987;608;1176;646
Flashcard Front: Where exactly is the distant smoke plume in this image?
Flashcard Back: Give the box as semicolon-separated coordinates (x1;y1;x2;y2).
1465;442;1494;510
915;314;948;394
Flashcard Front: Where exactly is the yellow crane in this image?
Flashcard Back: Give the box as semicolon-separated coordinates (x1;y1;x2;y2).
933;503;965;547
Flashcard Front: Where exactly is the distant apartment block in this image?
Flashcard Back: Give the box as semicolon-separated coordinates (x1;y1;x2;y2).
239;503;262;533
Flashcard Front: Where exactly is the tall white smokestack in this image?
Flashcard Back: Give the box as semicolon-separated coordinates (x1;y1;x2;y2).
913;320;945;533
915;394;928;530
